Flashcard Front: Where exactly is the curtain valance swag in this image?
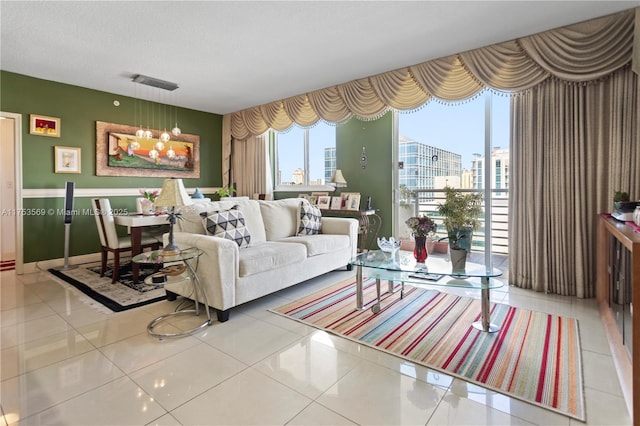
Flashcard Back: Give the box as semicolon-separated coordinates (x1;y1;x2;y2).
228;8;638;140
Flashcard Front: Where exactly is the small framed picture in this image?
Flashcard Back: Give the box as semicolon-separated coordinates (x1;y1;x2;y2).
30;114;61;137
346;194;361;211
341;192;359;208
317;196;331;209
311;191;329;197
330;196;342;210
54;146;81;174
297;194;309;199
307;195;318;205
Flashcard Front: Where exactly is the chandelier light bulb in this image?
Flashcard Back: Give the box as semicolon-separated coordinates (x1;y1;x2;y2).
135;129;144;138
149;149;158;159
144;130;153;139
166;148;176;159
131;141;140;150
160;132;170;142
172;126;181;136
155;141;165;151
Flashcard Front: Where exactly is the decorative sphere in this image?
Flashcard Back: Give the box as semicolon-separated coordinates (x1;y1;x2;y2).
135;129;144;138
166;149;176;159
172;126;181;136
160;132;170;142
131;141;140;150
149;149;158;159
144;130;153;139
154;141;165;151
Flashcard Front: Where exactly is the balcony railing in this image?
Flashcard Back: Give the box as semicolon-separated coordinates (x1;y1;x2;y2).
410;188;510;255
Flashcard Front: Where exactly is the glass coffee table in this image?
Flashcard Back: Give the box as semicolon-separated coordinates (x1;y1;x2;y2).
132;247;211;339
349;250;504;332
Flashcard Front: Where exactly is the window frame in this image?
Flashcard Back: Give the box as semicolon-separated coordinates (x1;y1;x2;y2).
273;126;336;193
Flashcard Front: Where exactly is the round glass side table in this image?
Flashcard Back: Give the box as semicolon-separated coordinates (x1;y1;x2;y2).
132;247;211;339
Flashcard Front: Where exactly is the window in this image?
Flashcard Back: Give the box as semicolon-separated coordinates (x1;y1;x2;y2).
274;122;336;189
397;92;511;254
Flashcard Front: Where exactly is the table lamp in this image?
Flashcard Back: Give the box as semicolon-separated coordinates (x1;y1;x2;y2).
154;178;193;255
330;169;347;190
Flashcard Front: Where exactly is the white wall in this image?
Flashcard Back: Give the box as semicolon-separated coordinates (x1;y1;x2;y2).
1;117;16;260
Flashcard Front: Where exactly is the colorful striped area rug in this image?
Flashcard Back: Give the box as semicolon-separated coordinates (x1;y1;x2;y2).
0;259;15;272
271;278;585;421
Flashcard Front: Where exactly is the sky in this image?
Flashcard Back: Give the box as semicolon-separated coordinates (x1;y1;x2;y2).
277;92;511;184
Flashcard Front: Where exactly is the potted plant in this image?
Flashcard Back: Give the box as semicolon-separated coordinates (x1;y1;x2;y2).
214;183;236;200
437;187;483;272
613;190;631;211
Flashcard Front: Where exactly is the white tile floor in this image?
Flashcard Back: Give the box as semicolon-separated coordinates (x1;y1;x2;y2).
0;262;632;426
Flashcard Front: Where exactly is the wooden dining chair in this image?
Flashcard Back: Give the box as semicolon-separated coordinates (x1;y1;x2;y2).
92;198;161;283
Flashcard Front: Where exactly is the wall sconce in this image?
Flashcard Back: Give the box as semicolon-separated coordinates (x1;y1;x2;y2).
360;147;368;169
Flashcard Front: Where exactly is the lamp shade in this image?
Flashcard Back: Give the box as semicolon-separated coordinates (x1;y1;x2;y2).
330;169;347;187
154;178;193;208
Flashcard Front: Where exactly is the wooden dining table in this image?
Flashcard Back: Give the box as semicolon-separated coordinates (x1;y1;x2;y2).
114;214;168;283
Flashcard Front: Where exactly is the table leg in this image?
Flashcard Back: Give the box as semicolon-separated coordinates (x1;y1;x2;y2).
472;277;500;333
372;277;381;313
147;258;211;339
130;227;142;283
356;264;364;310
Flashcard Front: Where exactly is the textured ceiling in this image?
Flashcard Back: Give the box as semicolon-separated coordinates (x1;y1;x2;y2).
1;1;638;115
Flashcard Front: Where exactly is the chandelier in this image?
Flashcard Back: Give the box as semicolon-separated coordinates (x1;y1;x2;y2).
131;74;181;159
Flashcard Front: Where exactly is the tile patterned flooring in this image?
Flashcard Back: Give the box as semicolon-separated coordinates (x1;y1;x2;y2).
0;259;632;425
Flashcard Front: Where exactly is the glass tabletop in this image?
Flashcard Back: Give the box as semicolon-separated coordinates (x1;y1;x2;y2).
351;250;502;283
132;247;203;265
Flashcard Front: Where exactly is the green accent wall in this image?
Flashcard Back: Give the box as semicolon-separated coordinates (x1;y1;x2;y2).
1;71;222;263
336;113;394;248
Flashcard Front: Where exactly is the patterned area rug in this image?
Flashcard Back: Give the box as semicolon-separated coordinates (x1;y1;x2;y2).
271;277;585;421
48;261;166;312
1;259;15;271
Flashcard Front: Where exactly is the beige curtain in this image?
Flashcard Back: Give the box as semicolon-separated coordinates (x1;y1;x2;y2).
226;8;636;140
221;115;232;189
510;67;639;297
230;133;272;198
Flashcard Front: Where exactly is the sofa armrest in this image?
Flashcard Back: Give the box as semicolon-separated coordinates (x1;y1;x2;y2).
168;232;240;310
322;217;359;258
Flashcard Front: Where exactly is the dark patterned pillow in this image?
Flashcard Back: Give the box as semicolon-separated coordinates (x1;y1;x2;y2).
297;200;322;235
200;205;251;248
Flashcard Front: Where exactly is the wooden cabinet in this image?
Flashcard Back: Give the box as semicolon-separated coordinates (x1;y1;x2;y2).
597;215;639;421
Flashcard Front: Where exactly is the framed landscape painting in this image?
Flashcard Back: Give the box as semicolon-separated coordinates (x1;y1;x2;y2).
96;121;200;178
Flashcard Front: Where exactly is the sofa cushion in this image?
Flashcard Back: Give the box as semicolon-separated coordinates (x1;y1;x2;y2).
259;198;301;240
201;206;251;248
178;199;266;243
297;200;322;235
238;241;306;277
278;234;350;257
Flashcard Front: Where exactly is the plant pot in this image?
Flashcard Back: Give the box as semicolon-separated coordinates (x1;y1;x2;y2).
426;238;436;254
399;237;415;251
450;248;468;274
433;241;448;253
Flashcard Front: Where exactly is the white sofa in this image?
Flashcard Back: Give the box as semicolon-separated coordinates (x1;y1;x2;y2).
163;198;359;321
